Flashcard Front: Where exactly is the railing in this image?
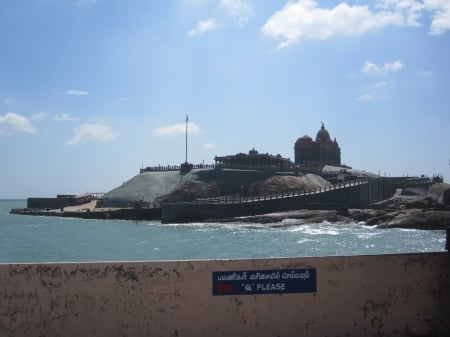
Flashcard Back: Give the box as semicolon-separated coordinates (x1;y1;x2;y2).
401;177;433;187
140;163;216;173
192;179;370;205
214;163;297;171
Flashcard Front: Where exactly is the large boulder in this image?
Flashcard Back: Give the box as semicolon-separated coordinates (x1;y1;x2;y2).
248;174;332;196
441;188;450;205
155;180;219;203
427;182;450;204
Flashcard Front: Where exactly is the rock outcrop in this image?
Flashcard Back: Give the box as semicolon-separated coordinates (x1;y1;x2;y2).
217;182;450;230
102;169;333;207
101;168;450;230
248;174;332;196
224;207;450;230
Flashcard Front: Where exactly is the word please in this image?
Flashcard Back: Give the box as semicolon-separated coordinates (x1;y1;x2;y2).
256;283;285;291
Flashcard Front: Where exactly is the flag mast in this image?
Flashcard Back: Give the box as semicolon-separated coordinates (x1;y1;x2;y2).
185;114;188;164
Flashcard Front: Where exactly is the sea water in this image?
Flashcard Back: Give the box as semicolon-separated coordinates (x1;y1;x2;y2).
0;200;446;263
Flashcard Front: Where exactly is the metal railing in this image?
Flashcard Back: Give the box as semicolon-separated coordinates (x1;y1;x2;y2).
140;163;216;173
193;179;370;205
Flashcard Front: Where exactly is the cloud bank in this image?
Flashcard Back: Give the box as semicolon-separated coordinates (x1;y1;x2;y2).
153;122;201;136
357;60;403;103
262;0;450;49
187;0;253;37
65;123;116;145
54;113;78;122
65;89;90;96
362;60;405;75
0;112;35;135
188;18;220;37
220;0;253;26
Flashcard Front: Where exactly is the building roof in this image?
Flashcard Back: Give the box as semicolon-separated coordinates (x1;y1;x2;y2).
315;122;331;143
215;148;293;168
295;123;339;148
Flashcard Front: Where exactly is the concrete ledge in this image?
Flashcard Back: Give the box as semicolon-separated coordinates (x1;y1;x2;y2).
1;253;449;336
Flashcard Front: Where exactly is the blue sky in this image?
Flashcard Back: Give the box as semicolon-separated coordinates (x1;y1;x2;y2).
1;0;449;198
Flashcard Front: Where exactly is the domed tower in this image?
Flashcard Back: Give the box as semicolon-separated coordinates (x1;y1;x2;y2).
315;122;331;143
294;122;341;166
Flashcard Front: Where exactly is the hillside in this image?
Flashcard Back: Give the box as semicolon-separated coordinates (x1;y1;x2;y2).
102;169;332;207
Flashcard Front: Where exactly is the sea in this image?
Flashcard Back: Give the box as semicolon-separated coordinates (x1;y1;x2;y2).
0;200;446;264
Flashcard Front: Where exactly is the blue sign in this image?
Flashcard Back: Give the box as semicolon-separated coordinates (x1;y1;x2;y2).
212;268;317;296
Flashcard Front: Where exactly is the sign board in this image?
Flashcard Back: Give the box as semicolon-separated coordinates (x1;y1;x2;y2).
212;268;316;296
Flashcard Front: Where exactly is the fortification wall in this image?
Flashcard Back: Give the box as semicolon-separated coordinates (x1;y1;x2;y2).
162;180;396;223
0;253;448;337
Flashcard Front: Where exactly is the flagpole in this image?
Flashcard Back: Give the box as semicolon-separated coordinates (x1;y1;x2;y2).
185;114;188;164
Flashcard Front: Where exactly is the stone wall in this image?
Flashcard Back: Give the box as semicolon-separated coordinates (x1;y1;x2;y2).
161;179;396;223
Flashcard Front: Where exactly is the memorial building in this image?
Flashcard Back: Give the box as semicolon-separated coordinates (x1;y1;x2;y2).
214;148;293;170
214;123;341;173
294;123;341;166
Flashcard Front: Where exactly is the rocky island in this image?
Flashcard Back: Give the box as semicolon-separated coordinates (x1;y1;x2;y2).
12;123;450;229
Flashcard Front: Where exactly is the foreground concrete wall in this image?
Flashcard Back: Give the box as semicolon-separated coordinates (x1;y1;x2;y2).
0;253;448;337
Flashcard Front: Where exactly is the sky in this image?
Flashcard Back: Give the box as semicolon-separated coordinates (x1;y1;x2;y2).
0;0;449;198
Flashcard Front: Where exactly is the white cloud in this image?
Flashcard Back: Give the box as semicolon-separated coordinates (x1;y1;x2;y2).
65;123;116;145
262;0;404;49
220;0;253;26
262;0;450;48
65;89;90;96
378;0;450;34
188;18;220;37
54;113;78;122
376;0;424;27
31;112;49;120
153;122;201;136
357;78;392;102
362;60;405;75
425;0;450;34
0;112;36;135
357;92;376;102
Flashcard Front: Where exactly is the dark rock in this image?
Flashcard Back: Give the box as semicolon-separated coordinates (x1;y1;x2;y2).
336;208;349;216
233;208;450;230
405;200;428;209
443;188;450;205
155;180;219;203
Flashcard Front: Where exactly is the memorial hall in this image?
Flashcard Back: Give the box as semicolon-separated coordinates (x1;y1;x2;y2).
294;123;341;167
214;123;341;173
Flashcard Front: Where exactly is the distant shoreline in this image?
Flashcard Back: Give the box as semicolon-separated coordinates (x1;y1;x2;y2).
0;199;26;202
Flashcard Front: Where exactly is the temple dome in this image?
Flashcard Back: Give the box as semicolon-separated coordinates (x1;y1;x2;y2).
294;135;313;148
294;122;341;166
315;123;331;143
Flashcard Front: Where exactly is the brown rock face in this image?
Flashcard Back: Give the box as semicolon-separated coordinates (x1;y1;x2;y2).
155;180;220;203
248;175;331;197
443;188;450;205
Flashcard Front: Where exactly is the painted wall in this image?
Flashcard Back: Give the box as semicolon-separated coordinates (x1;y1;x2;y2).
0;253;448;337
